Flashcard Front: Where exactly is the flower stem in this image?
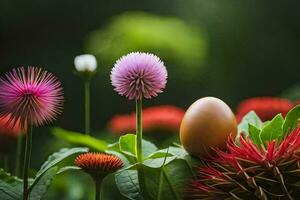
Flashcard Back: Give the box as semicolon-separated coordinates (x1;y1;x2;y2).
23;124;33;200
136;99;143;162
15;134;23;176
95;178;102;200
135;99;151;198
84;80;91;135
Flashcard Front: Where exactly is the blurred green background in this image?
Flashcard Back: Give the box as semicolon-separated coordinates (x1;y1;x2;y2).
1;0;300;199
1;0;299;132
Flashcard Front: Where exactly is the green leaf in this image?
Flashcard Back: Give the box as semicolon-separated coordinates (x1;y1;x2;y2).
236;111;263;144
146;151;173;159
52;127;107;151
151;146;199;174
141;140;158;158
119;134;158;159
30;147;88;191
119;134;136;157
248;124;263;146
105;150;132;167
115;168;143;200
30;167;58;200
154;147;189;160
144;159;193;200
115;157;193;200
143;156;176;168
0;169;22;200
237;111;263;138
282;105;300;138
57;166;81;174
260;114;284;143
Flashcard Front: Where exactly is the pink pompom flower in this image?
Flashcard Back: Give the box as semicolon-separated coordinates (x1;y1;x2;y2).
111;52;168;100
0;67;64;127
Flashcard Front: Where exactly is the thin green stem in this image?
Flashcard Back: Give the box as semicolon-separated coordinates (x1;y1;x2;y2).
15;134;23;176
95;178;102;200
136;99;143;162
135;100;151;198
84;80;91;135
23;124;33;200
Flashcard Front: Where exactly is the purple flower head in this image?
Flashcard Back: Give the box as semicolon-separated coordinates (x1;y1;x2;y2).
111;52;168;100
0;67;64;127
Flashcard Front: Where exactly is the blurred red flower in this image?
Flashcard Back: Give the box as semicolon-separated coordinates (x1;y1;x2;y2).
0;113;25;153
107;105;185;135
0;113;25;136
236;97;293;122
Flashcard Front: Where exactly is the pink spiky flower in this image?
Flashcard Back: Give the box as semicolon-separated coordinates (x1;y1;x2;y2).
186;126;300;199
0;67;64;127
111;52;168;100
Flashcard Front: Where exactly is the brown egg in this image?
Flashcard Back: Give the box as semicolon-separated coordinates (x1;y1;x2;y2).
180;97;237;157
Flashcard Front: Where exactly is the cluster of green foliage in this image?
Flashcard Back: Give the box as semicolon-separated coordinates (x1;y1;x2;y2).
85;11;207;78
0;147;88;200
237;105;300;147
1;106;299;199
52;128;198;200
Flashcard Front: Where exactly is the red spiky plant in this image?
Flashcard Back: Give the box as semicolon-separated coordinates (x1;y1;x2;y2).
187;126;300;200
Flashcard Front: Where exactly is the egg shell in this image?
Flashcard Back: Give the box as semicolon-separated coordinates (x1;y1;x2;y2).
180;97;237;157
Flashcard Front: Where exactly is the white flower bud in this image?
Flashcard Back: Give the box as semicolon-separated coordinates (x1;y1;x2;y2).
74;54;97;72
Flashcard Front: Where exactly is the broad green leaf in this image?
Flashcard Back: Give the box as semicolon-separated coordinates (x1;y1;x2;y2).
52;127;107;151
152;147;199;174
144;159;193;200
282;105;300;138
106;142;120;152
143;156;176;168
146;151;173;159
237;111;263;138
260;114;284;143
0;169;22;200
115;168;142;200
30;167;58;200
119;134;136;157
160;159;192;199
57;166;81;174
249;124;262;146
154;147;189;160
31;147;88;190
105;150;132;167
142;140;158;158
119;134;158;159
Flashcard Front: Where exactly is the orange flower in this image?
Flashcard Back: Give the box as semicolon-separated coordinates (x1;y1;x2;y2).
75;153;123;179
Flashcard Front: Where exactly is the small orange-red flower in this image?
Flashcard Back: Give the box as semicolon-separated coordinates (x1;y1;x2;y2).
75;153;123;179
236;97;293;122
107;105;185;134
